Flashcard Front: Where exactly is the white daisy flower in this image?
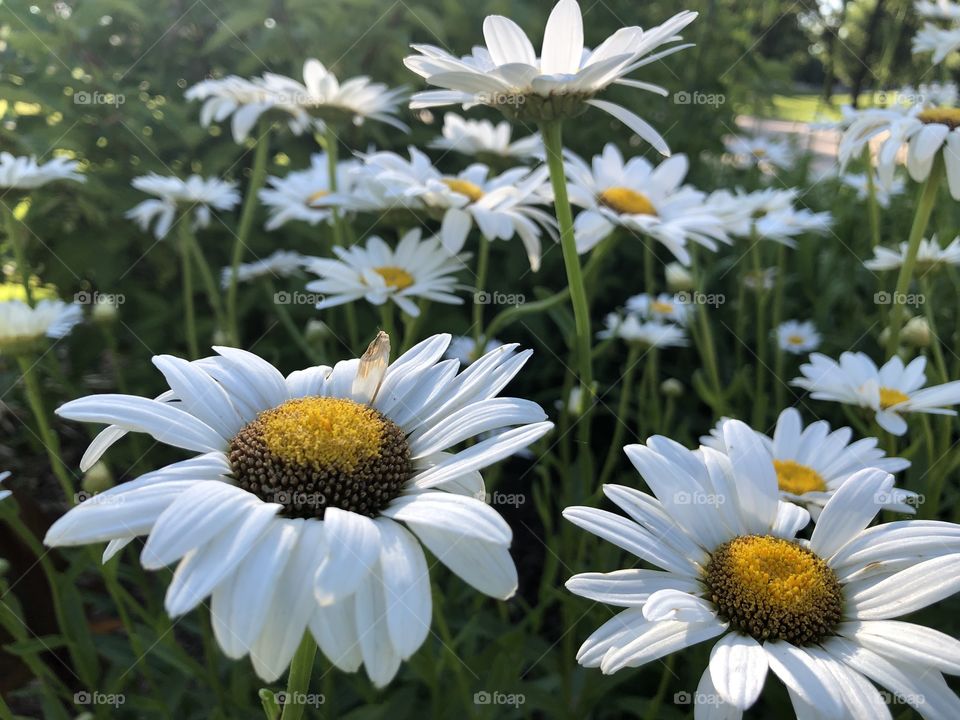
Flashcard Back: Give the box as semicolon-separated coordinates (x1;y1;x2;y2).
839;102;960;198
219;251;312;289
330;147;556;271
625;292;691;325
700;409;915;518
0;471;11;502
913;22;960;64
261;59;408;131
445;336;503;366
745;266;777;292
723;134;794;171
916;0;960;20
0;299;82;355
597;312;687;348
429;113;542;159
864;234;960;271
776;320;822;355
704;188;832;246
44;333;553;686
259;154;358;231
185;76;312;143
126;174;240;239
839;172;905;207
304;229;467;317
0;152;84;190
793;351;960;435
404;0;697;153
565;144;728;263
565;419;960;718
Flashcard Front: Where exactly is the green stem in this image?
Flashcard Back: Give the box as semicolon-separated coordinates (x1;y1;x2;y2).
322;125;359;351
863;147;881;249
598;343;641;486
179;220;199;358
771;243;788;413
229;124;271;346
185;226;227;333
264;280;321;363
690;252;725;415
16;355;75;503
4;206;34;305
472;237;490;351
379;301;396;341
887;163;942;355
643;237;656;295
750;239;768;427
643;655;676;720
279;633;317;720
541;120;594;485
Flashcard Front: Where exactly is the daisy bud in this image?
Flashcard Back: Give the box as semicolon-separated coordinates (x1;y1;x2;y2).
81;461;114;494
902;316;931;348
91;295;119;323
304;319;330;342
665;262;694;292
212;328;230;346
660;378;684;398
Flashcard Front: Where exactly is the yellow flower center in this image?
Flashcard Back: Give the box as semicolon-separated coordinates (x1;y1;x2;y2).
752;148;767;158
786;334;806;346
773;459;827;495
704;535;842;644
650;301;674;314
306;189;329;205
0;280;57;302
598;187;658;216
229;396;410;518
373;266;415;290
442;178;484;202
917;107;960;129
879;386;910;409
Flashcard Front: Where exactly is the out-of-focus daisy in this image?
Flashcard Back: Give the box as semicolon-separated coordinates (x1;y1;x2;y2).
126;174;240;239
445;336;503;365
700;409;915;518
305;229;467;317
219;251;311;288
745;266;777;292
0;153;84;191
185;76;311;143
839;103;960;198
913;22;960;64
793;352;960;435
330;148;556;271
566;145;728;263
775;320;821;355
565;419;960;717
597;312;687;348
45;333;553;686
0;299;82;355
0;471;9;502
840;172;905;207
429;114;542;159
705;188;832;246
405;1;697;153
896;81;959;108
262;59;408;131
723;134;793;171
625;292;690;325
864;234;960;272
916;0;960;20
259;154;357;231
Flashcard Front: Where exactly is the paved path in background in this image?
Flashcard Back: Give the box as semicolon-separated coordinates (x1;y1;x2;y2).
736;115;842;177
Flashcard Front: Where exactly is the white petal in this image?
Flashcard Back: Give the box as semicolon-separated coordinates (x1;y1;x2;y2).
354;567;402;687
709;634;768;710
586;99;670;156
540;0;584;75
313;508;380;606
376;518;432;659
763;640;844;719
810;468;892;559
838;620;960;675
383;491;511;544
408;522;517;599
309;599;363;673
565;569;702;607
846;553;960;619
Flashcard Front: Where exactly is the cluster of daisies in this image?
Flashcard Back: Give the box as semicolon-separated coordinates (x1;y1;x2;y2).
4;2;960;718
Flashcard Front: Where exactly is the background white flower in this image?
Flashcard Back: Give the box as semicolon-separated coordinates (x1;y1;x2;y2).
0;299;82;354
0;152;84;190
126;174;240;239
864;235;960;271
775;320;821;355
429;113;542;159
